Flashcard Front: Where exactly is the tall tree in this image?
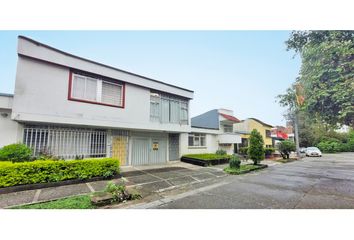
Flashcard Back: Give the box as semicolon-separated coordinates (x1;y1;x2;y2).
285;31;354;128
248;129;264;165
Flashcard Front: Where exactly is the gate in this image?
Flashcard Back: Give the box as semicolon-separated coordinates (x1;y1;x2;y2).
169;134;179;161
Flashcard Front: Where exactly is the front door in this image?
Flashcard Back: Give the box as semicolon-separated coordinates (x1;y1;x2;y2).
169;134;179;161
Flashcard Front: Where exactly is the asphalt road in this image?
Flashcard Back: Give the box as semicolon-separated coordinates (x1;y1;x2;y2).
155;153;354;209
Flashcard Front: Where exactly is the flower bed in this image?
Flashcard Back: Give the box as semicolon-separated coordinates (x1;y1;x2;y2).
0;158;120;189
181;154;231;167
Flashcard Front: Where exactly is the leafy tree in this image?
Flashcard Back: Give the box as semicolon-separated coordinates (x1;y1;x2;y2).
285;30;354;128
277;140;296;159
248;129;264;165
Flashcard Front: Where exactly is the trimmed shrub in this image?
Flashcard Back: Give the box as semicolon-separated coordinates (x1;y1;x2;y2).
0;158;120;188
264;148;275;157
183;153;231;160
317;140;342;153
239;147;249;155
248;129;265;165
277;140;296;159
229;155;241;169
0;143;32;162
215;149;227;155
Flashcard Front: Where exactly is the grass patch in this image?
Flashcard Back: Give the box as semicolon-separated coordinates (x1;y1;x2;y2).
12;195;95;209
182;153;231;160
224;164;266;175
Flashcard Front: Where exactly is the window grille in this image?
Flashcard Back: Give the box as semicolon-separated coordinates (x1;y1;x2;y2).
23;125;107;159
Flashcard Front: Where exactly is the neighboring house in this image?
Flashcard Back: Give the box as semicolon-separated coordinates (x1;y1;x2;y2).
180;109;242;155
271;125;295;147
233;118;273;148
0;36;194;166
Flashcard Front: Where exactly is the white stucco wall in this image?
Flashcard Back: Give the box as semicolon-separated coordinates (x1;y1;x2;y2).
0;109;23;148
12;57;191;133
17;37;193;99
180;132;219;156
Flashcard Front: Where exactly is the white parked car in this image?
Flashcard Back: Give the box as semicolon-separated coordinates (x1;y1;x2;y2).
305;147;322;157
300;147;307;153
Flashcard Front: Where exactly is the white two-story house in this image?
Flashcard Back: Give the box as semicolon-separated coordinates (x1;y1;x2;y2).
180;109;242;155
0;36;194;166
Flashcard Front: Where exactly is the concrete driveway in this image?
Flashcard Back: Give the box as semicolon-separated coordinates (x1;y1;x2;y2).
132;153;354;209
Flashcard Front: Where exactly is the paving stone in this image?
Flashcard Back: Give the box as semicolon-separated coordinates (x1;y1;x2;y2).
192;173;215;181
125;174;161;185
147;171;183;180
38;183;91;202
168;176;197;186
89;180;111;192
134;181;171;196
0;189;37;208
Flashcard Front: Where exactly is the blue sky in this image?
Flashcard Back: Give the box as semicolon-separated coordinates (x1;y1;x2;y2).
0;31;300;126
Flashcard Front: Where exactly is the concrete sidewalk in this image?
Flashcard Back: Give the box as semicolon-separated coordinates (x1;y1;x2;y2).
0;161;228;208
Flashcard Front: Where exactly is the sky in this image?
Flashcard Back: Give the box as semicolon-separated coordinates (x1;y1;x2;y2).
0;31;300;126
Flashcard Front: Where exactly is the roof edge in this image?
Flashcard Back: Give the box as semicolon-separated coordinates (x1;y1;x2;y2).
18;35;194;94
0;93;14;97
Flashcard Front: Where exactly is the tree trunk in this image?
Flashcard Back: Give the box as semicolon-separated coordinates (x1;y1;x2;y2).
294;112;300;159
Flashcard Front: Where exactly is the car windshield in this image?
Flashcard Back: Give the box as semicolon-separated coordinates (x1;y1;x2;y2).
307;147;319;150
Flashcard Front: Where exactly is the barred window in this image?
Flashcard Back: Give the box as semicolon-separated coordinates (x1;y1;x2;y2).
23;125;107;159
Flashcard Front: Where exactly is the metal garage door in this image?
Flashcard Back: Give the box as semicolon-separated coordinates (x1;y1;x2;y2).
150;138;167;164
131;136;167;165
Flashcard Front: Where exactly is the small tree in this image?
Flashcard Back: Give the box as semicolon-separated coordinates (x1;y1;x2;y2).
277;140;296;159
248;129;264;165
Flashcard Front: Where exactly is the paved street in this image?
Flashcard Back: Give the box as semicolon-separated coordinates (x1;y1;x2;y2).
142;153;354;209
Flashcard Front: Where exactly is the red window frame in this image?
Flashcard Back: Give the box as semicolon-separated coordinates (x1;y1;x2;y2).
68;71;125;108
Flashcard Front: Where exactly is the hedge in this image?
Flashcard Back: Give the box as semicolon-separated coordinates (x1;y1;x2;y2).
0;158;120;188
182;153;232;160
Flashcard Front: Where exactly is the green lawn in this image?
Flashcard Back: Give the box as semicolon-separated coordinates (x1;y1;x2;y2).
183;153;231;160
12;195;95;209
224;164;266;175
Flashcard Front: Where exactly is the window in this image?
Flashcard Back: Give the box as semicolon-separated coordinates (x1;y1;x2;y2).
265;130;271;138
188;133;206;147
241;138;248;147
23;125;107;159
223;125;233;133
150;91;189;125
70;72;123;107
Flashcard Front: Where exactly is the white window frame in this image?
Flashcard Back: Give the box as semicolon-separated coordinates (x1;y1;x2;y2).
223;125;233;133
71;73;123;107
188;133;206;147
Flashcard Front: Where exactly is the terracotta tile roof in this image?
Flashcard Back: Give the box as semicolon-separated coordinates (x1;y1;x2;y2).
220;113;240;123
